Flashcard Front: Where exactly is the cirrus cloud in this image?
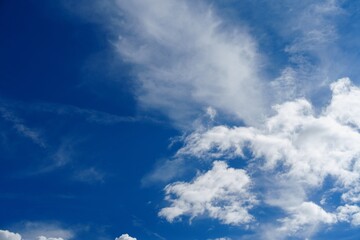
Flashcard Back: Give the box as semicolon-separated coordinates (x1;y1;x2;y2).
113;0;267;128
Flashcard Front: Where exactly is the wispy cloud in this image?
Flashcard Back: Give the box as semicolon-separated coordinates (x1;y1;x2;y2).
112;0;268;128
0;106;46;148
0;97;148;176
269;0;345;102
141;158;188;187
73;167;105;183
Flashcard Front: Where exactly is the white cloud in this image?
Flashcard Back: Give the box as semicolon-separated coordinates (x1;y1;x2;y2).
326;77;360;128
0;230;21;240
167;78;360;237
207;238;232;240
178;78;360;191
66;0;360;238
115;234;137;240
159;161;256;225
37;237;64;240
277;202;337;237
19;222;73;240
337;204;360;226
114;0;267;128
0;229;67;240
205;106;217;121
267;0;346;103
283;0;341;53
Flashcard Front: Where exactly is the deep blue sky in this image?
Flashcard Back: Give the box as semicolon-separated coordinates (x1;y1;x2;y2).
2;1;360;240
0;1;176;239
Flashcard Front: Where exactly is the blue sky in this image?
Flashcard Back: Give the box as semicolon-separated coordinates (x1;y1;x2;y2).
2;0;360;240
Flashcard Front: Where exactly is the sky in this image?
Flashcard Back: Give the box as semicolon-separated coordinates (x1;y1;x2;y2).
1;0;360;239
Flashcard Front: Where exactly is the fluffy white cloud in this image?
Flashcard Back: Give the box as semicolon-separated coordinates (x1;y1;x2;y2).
159;161;256;225
337;204;360;226
277;202;337;237
115;234;137;240
326;77;360;128
0;230;21;240
114;0;267;127
178;78;360;192
167;78;360;237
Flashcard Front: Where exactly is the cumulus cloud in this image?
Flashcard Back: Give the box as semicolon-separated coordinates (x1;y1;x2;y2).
178;78;360;191
159;161;256;225
326;77;360;128
337;204;360;226
163;78;360;237
0;230;21;240
277;202;337;237
114;0;267;127
115;234;137;240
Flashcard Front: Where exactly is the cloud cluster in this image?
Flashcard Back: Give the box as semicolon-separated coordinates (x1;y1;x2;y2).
159;161;256;225
69;0;360;238
162;78;360;238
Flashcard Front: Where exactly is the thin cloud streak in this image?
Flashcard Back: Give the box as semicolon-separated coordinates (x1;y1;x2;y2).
0;106;46;148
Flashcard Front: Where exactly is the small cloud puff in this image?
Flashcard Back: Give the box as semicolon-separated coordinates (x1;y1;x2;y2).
207;238;232;240
115;234;137;240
